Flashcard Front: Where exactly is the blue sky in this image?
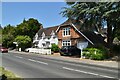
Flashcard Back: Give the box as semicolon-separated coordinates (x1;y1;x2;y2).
2;2;68;28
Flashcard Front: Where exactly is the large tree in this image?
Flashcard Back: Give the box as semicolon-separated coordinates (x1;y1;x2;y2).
61;2;120;48
2;18;43;48
2;24;16;35
2;24;16;48
16;18;43;39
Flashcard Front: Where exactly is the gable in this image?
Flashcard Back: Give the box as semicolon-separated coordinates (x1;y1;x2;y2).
57;25;83;39
56;23;94;45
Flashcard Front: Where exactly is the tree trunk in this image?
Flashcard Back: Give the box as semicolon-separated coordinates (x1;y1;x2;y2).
107;19;113;49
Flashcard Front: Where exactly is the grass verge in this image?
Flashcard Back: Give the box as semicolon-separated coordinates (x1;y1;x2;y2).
0;67;23;80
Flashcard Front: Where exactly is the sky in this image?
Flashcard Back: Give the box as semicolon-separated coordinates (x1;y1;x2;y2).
2;2;68;28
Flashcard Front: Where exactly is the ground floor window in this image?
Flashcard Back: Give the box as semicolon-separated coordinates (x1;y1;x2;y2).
62;40;71;46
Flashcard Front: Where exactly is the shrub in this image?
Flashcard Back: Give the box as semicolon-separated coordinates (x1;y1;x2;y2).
83;51;91;59
91;52;105;60
51;44;59;53
83;47;109;60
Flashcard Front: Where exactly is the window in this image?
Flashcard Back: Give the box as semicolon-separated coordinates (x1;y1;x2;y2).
63;27;70;36
62;40;71;46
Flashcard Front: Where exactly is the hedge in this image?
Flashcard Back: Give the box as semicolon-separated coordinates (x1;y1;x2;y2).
83;48;109;60
51;44;59;53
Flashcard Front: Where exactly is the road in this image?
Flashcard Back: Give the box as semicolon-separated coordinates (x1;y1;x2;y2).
1;52;119;80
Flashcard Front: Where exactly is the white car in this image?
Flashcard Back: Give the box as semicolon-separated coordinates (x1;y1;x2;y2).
25;48;31;52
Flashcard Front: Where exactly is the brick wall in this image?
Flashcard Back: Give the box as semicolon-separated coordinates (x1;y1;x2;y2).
57;25;85;48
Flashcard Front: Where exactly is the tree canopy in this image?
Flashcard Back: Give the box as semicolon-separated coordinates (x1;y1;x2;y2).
2;24;16;48
16;18;43;39
15;35;31;51
61;2;120;48
2;18;42;49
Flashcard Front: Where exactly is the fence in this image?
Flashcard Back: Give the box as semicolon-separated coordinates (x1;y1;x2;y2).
26;48;51;55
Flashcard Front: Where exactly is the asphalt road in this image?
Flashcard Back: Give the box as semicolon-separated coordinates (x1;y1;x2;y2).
1;52;119;80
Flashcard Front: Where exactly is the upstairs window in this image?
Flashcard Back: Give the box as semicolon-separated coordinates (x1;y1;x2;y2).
63;27;70;36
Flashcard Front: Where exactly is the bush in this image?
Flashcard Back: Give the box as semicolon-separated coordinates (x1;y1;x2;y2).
51;44;59;53
83;51;91;59
83;48;109;60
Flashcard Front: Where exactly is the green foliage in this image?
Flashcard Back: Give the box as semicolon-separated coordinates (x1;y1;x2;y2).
0;67;23;79
2;25;16;48
83;48;109;60
2;35;15;48
15;35;32;51
16;18;42;39
2;18;42;49
2;24;16;35
51;44;60;52
115;27;120;40
61;2;120;49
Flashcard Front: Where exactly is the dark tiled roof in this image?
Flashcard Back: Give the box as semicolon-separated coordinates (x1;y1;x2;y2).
60;19;82;30
81;31;107;45
37;26;58;37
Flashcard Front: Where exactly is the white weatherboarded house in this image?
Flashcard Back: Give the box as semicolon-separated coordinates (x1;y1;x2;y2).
33;26;58;48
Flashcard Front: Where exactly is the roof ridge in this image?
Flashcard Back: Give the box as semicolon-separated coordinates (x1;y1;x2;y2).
43;25;59;29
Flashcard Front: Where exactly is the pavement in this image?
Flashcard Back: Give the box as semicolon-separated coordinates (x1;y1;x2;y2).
8;50;119;69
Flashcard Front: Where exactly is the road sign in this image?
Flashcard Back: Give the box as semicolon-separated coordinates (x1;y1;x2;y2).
77;42;88;59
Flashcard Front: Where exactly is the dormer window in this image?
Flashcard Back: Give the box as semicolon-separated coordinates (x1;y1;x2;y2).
35;33;38;40
42;32;45;39
63;27;70;36
51;30;56;38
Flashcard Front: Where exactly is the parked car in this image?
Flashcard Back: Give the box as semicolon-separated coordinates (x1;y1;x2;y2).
0;47;8;53
25;48;31;52
59;46;81;56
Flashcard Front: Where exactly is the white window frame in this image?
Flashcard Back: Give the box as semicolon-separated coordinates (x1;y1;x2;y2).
62;27;70;37
62;40;71;46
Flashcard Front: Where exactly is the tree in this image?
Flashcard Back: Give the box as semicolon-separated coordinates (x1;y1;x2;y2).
2;24;16;35
60;2;101;31
60;2;120;49
100;2;120;48
14;35;32;51
2;24;16;48
16;18;43;39
2;35;15;48
2;18;43;49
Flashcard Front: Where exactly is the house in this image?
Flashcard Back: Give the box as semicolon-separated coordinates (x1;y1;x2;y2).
56;19;107;49
33;19;106;49
33;26;58;48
